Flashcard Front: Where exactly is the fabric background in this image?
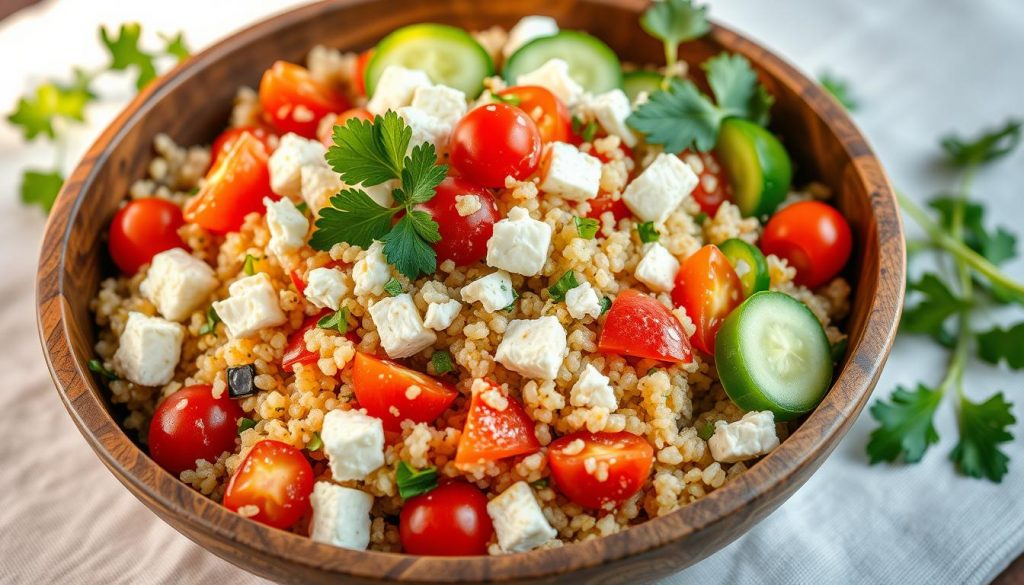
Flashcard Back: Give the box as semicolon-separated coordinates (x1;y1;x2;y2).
0;1;1021;583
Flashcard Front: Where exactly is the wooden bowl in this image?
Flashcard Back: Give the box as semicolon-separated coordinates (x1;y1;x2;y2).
36;0;904;582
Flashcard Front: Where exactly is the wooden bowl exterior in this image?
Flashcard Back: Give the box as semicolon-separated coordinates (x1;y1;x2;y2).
36;0;905;582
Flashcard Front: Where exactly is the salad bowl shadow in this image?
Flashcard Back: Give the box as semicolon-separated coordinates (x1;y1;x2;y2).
36;0;904;583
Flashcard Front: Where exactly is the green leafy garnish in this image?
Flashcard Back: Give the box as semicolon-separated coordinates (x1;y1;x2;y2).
951;392;1016;482
318;307;350;334
900;273;968;347
867;384;943;464
697;421;715;441
294;201;309;214
503;288;520;313
600;296;612;315
87;358;118;381
694;211;709;225
431;350;455;375
574;216;600;240
493;92;521;107
529;478;549;489
243;254;259;276
20;170;64;212
383;277;403;297
100;23;160;90
637;221;660;243
940;119;1021;167
7;81;93;141
818;72;858;111
639;0;710;81
975;324;1024;370
929;198;1018;267
548;270;580;302
307;431;323;452
396;461;438;500
237;417;256;435
159;31;191;62
199;306;221;336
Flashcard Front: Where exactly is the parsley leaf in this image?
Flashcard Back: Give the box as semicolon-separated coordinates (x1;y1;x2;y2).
237;417;256;435
431;350;455;375
901;273;968;347
941;119;1021;167
311;189;398;249
703;53;773;126
243;254;259;276
383;278;403;297
976;323;1024;370
159;31;191;62
697;421;716;441
398;143;448;205
7;81;93;141
639;0;710;74
600;296;612;315
818;72;858;111
306;431;323;452
574;216;600;239
930;197;1018;266
951;392;1016;482
381;213;438;279
867;384;944;464
327;112;409;185
317;307;349;334
100;23;158;89
548;270;579;302
199;306;221;336
20;169;64;212
637;221;660;243
396;461;438;500
88;358;119;381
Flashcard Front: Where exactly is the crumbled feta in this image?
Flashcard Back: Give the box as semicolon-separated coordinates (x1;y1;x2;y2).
539;142;601;201
569;364;617;409
622;153;699;223
411;84;467;127
268;133;327;198
139;248;218;322
495;315;567;380
300;165;342;211
321;408;386;481
634;242;680;293
310;482;373;550
263;197;309;264
454;194;482;216
368;293;436;358
366;65;432;115
397;105;454;153
113;311;185;386
578;89;637;147
212;273;287;339
485;207;552;277
460;270;515;312
423;299;462;331
564;281;602;320
515;58;584;107
487;481;557;553
708;411;781;463
503;15;559;58
304;267;349;311
352;241;391;296
362;179;398;208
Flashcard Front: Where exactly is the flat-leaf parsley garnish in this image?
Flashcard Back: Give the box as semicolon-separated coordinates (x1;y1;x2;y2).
639;0;710;82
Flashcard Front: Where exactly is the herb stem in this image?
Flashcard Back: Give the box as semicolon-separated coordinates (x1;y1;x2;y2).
943;167;976;399
662;42;676;90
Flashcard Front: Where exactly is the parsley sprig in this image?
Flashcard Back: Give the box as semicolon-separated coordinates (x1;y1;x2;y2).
639;0;710;84
311;112;447;279
819;72;858;111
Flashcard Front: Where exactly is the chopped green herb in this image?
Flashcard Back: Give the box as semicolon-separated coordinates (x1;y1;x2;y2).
431;350;455;375
7;81;93;141
830;337;848;363
581;121;598;143
529;478;549;489
600;296;612;315
818;72;858;111
237;417;256;435
199;306;220;336
900;273;968;347
158;31;191;62
694;211;709;225
637;221;660;243
20;169;64;213
503;288;520;312
383;277;403;296
317;307;349;334
639;0;710;82
697;422;715;441
100;23;160;90
307;431;323;452
396;461;438;500
243;254;259;276
493;92;521;107
548;270;579;302
574;216;600;239
294;201;309;214
940;119;1021;167
87;359;118;380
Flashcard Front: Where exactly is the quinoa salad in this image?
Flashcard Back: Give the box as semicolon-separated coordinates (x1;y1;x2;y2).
90;5;853;557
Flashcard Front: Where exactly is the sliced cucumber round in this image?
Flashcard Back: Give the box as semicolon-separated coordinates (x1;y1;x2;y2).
623;70;662;102
718;238;770;298
504;31;622;94
715;291;833;420
366;23;494;98
715;118;792;219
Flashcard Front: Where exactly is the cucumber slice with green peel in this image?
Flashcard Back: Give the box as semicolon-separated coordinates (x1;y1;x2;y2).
366;24;494;98
715;118;792;219
718;238;770;298
715;291;833;420
504;31;623;94
623;70;663;102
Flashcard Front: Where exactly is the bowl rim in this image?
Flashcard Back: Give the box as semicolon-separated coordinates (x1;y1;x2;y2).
36;0;905;581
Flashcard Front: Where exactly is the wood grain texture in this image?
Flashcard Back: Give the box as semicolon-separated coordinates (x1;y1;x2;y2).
35;0;905;583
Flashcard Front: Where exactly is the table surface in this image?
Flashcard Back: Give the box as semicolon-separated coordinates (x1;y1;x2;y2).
1;1;1022;584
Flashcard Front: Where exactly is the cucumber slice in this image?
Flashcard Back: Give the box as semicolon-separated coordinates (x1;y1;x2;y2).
715;291;833;420
718;238;770;298
715;118;792;219
623;70;663;102
366;24;494;98
504;31;622;94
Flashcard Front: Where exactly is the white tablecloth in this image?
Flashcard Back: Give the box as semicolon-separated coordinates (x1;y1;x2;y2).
1;1;1021;583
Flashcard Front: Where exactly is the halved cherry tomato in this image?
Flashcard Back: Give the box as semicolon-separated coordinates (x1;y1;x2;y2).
399;482;493;556
450;103;542;188
352;352;458;432
108;197;185;275
354;49;373;97
548;431;653;509
184;132;272;234
586;193;632;222
497;86;570;143
223;440;314;530
258;61;350;137
455;380;540;466
148;385;242;476
680;150;732;216
289;270;307;296
760;200;853;289
211;126;277;166
672;245;743;355
414;176;500;266
598;289;692;364
281;311;328;372
316;107;373;149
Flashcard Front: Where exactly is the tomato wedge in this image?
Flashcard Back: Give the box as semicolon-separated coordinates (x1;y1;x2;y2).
548;431;653;509
672;245;744;355
680;150;732;216
259;61;350;137
184;132;272;234
598;289;692;363
497;85;570;143
353;49;373;97
352;352;458;432
455;380;540;466
586;193;632;222
211;126;277;166
223;440;314;530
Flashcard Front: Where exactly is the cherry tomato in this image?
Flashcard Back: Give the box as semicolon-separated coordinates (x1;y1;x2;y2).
353;49;373;97
148;385;243;476
497;86;570;143
211;126;277;166
352;352;458;432
672;245;744;355
108;197;186;275
413;176;500;266
680;150;732;216
258;61;350;137
289;270;307;296
281;311;328;371
316;108;373;149
184;132;272;234
450;103;542;188
548;431;653;509
455;380;540;466
586;193;632;222
223;440;314;530
760;200;853;289
399;482;494;556
598;289;692;364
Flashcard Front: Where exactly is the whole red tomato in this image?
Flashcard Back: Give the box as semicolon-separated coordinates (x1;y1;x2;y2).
148;385;243;476
449;103;542;188
760;200;853;289
400;482;494;556
414;176;500;266
108;197;186;275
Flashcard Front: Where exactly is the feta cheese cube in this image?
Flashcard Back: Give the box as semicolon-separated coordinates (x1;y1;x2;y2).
113;311;185;386
539;142;601;201
212;273;287;339
460;270;515;313
361;179;398;208
622;153;699;223
310;482;373;550
352;241;391;296
321;408;385;481
495;315;567;380
366;65;432;115
300;165;342;211
503;16;559;58
264;197;309;264
485;207;552;277
634;242;680;293
569;364;617;409
411;84;467;127
487;481;557;553
304;267;349;311
269;133;327;198
139;248;218;322
423;299;462;331
397;105;454;154
564;281;602;320
368;293;436;358
579;89;637;147
708;411;781;463
515;58;585;107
